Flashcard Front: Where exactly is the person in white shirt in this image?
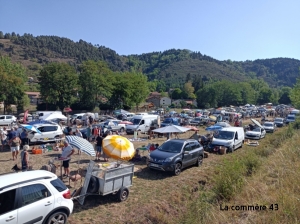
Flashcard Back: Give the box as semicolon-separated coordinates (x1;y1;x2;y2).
60;141;75;177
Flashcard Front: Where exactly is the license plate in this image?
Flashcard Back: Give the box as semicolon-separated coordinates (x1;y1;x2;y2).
150;163;160;168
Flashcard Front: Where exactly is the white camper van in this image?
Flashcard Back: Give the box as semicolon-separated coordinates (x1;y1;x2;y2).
126;114;159;134
210;127;245;153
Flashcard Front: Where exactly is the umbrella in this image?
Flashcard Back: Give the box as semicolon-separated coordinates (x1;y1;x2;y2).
119;121;133;125
63;107;72;113
152;125;191;133
44;113;68;121
209;115;217;121
65;136;95;157
102;135;135;160
183;125;199;131
20;124;42;134
205;125;223;131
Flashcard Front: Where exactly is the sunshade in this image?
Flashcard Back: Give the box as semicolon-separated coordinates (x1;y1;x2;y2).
20;124;42;134
183;125;199;131
65;136;95;157
152;125;191;133
63;107;72;112
209;115;216;121
44;113;67;121
205;125;223;131
102;135;135;160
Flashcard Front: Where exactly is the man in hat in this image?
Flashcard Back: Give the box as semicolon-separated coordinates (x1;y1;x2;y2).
60;140;75;177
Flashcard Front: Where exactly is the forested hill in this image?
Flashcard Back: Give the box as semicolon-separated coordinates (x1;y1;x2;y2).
0;31;300;88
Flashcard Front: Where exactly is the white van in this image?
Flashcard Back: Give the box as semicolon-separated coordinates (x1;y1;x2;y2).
36;111;62;120
126;115;159;134
210;127;245;153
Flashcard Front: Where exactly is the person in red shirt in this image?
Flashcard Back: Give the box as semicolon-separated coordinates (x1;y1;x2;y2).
149;144;156;152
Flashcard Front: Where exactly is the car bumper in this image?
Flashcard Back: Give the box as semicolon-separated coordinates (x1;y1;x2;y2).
147;162;175;172
265;129;274;133
245;135;260;140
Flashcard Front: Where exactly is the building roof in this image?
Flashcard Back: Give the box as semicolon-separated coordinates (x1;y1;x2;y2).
25;92;40;96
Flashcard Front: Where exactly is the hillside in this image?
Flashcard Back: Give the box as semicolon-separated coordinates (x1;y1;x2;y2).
0;32;300;88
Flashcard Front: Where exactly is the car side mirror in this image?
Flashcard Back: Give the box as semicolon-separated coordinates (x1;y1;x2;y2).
184;151;190;154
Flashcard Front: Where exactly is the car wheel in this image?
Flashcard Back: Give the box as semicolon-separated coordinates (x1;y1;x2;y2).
174;163;182;176
117;187;129;202
46;211;68;224
120;127;125;132
88;176;99;193
196;156;203;167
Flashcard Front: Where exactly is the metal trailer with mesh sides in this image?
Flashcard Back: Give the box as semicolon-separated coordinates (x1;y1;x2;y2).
72;160;134;205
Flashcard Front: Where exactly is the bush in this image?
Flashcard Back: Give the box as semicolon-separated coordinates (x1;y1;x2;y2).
242;152;261;176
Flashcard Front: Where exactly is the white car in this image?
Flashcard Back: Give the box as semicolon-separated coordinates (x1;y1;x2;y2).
262;122;276;133
0;170;73;224
26;123;64;144
245;118;266;140
0;115;17;126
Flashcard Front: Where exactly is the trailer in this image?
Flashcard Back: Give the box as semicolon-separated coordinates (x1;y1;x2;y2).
72;160;134;205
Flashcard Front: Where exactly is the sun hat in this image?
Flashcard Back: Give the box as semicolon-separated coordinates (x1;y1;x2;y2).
23;145;30;151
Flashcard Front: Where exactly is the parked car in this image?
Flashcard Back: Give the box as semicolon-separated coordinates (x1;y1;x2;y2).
245;119;266;140
274;117;285;127
0;115;17;126
0;170;73;224
147;139;204;175
262;121;276;133
25;122;64;144
189;117;204;126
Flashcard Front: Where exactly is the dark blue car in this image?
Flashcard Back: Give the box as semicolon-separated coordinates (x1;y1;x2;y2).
147;139;204;175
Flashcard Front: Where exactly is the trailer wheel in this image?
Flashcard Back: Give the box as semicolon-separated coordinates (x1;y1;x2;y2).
88;176;99;193
117;187;129;202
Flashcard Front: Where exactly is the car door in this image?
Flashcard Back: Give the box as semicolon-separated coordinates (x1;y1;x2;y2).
6;115;13;125
0;115;6;126
189;142;200;164
17;183;54;224
0;187;18;224
182;143;193;168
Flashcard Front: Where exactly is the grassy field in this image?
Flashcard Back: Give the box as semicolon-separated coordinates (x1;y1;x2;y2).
3;119;294;224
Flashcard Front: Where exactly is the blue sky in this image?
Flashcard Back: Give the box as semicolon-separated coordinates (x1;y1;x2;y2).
1;0;299;61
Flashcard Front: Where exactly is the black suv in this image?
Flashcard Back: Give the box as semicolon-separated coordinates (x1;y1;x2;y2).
147;139;204;175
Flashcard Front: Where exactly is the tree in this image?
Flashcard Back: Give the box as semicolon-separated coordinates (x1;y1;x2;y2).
290;77;300;108
172;88;183;99
182;82;196;99
278;87;291;105
0;56;27;114
78;60;113;110
128;72;149;110
38;62;78;111
0;31;4;39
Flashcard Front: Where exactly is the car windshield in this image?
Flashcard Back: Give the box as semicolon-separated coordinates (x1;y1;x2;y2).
132;119;141;125
252;127;261;132
158;141;184;153
194;118;201;121
287;116;295;120
213;131;234;140
264;123;273;127
274;119;282;122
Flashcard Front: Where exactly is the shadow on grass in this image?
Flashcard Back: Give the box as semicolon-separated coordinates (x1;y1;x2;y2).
134;166;174;180
71;194;123;213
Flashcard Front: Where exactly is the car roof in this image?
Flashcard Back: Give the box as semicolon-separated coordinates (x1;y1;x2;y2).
166;139;197;143
0;170;56;191
34;123;59;127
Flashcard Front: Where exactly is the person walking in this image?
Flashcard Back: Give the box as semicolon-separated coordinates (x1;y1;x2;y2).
9;133;21;161
20;129;28;148
86;125;92;142
21;145;30;171
60;140;75;178
75;129;83;155
0;128;7;151
95;133;103;161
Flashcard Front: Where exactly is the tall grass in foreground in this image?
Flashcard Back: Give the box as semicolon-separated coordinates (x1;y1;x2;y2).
181;122;299;224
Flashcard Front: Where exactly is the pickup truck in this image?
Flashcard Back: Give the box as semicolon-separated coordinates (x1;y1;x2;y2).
104;120;126;132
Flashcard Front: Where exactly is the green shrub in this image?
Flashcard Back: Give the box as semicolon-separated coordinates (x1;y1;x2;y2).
242;152;261;176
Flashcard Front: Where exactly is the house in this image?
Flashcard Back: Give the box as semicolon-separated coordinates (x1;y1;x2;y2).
25;92;42;105
160;97;171;107
172;99;197;107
